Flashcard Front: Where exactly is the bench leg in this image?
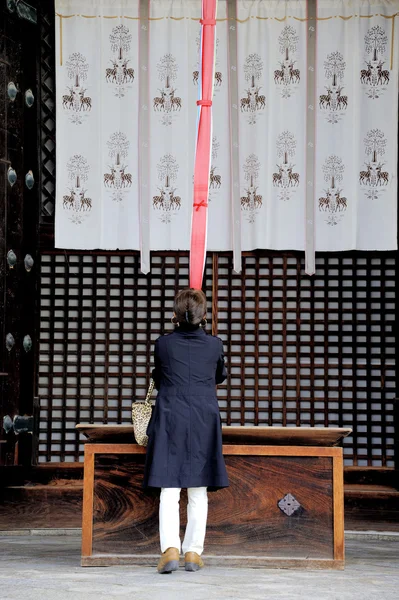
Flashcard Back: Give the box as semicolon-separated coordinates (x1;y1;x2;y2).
333;451;344;562
82;445;95;561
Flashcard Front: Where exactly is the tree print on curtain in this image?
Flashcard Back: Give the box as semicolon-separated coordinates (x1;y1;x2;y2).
359;129;389;201
193;35;223;91
318;155;347;226
360;26;390;99
153;54;182;126
240;54;265;124
241;154;263;223
275;25;301;99
153;154;182;223
105;25;135;98
319;51;348;124
103;132;133;202
63;155;92;224
273;131;300;202
62;53;92;125
208;136;222;201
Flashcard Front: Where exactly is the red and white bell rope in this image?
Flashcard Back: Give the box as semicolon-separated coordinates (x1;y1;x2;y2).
189;0;218;289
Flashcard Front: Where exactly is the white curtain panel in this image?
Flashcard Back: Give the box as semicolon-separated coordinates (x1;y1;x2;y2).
55;0;399;270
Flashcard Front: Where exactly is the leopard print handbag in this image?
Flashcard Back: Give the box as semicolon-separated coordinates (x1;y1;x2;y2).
131;379;155;446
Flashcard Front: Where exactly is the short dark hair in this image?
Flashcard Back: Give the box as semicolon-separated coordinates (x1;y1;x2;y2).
174;288;207;326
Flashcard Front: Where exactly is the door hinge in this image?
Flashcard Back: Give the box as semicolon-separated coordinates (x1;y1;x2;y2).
3;414;34;435
7;0;37;24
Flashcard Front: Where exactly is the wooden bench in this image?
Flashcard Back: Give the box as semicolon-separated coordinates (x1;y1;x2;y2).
77;425;351;569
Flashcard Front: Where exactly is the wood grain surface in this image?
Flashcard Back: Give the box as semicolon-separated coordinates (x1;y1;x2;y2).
82;555;344;570
92;454;334;559
76;424;352;447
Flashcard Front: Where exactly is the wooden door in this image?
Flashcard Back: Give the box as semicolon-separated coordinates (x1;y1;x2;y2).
0;0;39;470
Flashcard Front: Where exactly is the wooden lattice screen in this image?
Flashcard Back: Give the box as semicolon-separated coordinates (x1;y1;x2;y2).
37;251;396;467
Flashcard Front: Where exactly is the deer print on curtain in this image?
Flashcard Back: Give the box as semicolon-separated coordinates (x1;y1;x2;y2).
106;24;135;98
274;25;301;99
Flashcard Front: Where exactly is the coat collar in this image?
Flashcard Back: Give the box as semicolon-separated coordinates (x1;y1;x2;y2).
174;325;206;336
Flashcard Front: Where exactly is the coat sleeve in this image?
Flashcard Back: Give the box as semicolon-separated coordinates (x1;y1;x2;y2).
215;339;227;385
151;338;162;390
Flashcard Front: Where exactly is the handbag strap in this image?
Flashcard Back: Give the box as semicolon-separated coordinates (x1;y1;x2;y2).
144;378;155;406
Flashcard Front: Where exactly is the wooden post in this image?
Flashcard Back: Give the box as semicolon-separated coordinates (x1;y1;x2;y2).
394;398;399;489
212;252;218;336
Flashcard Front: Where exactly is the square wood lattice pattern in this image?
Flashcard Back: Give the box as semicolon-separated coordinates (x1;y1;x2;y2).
37;251;395;467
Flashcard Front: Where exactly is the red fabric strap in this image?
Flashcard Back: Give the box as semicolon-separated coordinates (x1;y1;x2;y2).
194;184;209;192
190;0;217;290
193;200;209;211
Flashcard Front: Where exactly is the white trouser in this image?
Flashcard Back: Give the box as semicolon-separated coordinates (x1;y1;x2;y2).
159;487;208;555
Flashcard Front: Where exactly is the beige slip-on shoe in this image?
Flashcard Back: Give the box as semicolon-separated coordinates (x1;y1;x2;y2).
184;551;204;572
157;547;180;574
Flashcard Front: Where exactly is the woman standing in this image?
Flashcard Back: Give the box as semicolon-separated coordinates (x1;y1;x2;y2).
143;288;229;574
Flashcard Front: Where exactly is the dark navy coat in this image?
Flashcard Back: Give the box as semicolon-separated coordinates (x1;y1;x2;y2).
143;325;229;491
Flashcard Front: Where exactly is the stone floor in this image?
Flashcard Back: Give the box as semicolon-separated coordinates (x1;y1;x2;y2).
0;532;398;600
